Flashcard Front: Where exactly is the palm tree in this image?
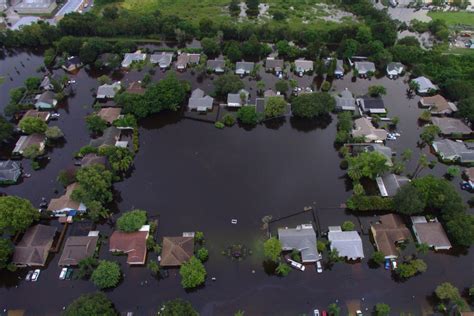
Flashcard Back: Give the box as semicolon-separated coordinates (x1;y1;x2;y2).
409;80;420;93
412;154;429;179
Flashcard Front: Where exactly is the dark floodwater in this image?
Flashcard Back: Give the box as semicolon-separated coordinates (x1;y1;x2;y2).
0;50;473;316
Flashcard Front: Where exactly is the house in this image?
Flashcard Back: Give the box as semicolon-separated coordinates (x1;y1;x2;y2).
187;88;214;112
40;74;63;91
386;62;404;79
352;117;387;142
21;109;50;123
357;96;386;115
265;57;284;74
176;53;200;70
420;95;458;115
327;226;364;260
376;173;410;197
412;76;437;94
12;134;46;156
464;167;474;187
80;153;108;168
13;0;56;14
12;224;57;267
121;51;146;68
370;214;411;258
35;91;57;110
431;117;471;136
411;216;452;251
235;61;255;76
96;82;121;100
432;139;474;163
354;61;376;78
160;236;195;266
47;183;87;216
227;89;249;107
97;107;122;124
335;88;356;111
58;232;100;266
89;126;121;148
62;56;82;73
0;160;22;184
364;143;393;165
207;59;225;73
278;223;319;263
126;81;146;95
334;59;344;78
109;225;149;265
150;52;173;69
294;59;313;75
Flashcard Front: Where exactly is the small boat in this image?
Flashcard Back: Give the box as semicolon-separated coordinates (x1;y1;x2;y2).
23;173;31;178
231;219;238;224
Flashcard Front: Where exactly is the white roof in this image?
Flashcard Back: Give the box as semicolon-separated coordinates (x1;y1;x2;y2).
328;229;364;260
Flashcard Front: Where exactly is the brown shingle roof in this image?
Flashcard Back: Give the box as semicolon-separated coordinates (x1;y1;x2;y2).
22;109;50;122
12;224;57;267
97;108;121;124
160;236;194;266
109;230;148;265
47;183;82;212
413;222;451;249
81;153;107;168
371;214;411;258
465;167;474;181
126;81;146;95
58;235;99;266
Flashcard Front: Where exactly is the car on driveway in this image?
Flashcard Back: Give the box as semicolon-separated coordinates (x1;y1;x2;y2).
31;269;41;282
391;259;398;270
356;310;363;316
287;258;305;271
59;267;67;280
25;270;33;281
65;268;73;280
316;261;323;273
384;259;391;270
313;309;320;316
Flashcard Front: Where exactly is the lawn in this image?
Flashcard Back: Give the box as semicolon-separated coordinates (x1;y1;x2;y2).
428;11;474;27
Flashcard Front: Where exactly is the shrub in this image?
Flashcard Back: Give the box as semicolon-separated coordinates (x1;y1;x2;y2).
196;247;209;262
341;221;355;231
91;260;121;289
214;121;225;129
116;209;147;232
237;106;261;126
179;256;206;289
222;114;236;126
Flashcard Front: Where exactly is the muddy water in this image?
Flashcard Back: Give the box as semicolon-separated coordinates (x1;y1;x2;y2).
0;51;473;316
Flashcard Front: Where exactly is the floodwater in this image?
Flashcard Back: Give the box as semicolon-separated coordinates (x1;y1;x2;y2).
0;49;473;316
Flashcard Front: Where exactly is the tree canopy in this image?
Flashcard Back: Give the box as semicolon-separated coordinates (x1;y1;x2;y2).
179;256;207;289
0;238;13;270
19;117;48;134
264;97;287;118
0;196;39;234
86;115;107;134
291;93;335;119
72;164;113;208
157;299;198;316
347;151;389;181
91;260;121;289
0;115;13;143
263;237;282;262
116;209;147;232
213;74;244;97
237;106;261;126
64;292;117;316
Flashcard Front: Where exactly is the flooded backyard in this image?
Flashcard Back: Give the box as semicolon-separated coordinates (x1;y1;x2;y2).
0;49;473;315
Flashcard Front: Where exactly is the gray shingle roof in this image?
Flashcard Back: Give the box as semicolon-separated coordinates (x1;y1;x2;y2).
265;58;284;71
412;76;437;93
150;52;173;68
294;59;313;72
0;160;21;183
97;82;121;99
89;127;121;148
235;61;254;74
335;88;355;111
376;173;410;197
328;227;364;260
431;117;471;135
354;62;375;74
188;88;214;111
432;139;474;163
207;59;225;72
227;89;249;106
278;224;319;262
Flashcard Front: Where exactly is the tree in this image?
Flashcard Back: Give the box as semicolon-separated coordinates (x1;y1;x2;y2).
72;164;113;206
396;259;427;278
179;256;206;289
246;0;259;17
196;247;209;262
368;85;386;97
0;196;39;234
435;282;460;301
339;39;359;59
98;146;134;175
275;262;291;276
158;299;198;316
76;256;99;279
213;73;244;97
147;260;160;275
420;125;440;145
409;80;420;93
23;144;42;160
86;114;107;134
24;76;41;91
328;249;341;264
224;41;242;63
291;93;335;119
445;166;460;180
237;106;261;126
91;260;121;289
263;237;282;262
0;238;13;269
19;117;47;134
275;80;289;94
229;0;240;17
0;115;13;142
327;303;340;316
458;97;474;124
64;292;117;316
371;251;385;266
347;151;389;181
446;213;474;247
264;97;286;118
393;184;425;215
341;221;355;231
419;110;431;122
116;209;147;232
146;74;188;113
45;126;64;140
375;303;390;316
194;231;205;244
222;114;236;127
416;242;430;255
201;37;220;57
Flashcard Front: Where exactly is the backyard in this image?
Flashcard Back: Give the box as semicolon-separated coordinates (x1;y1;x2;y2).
428;11;474;27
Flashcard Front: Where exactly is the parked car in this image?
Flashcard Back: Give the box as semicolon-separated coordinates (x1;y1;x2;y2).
316;261;323;273
356;310;363;316
50;113;60;119
461;181;472;190
313;309;320;316
287;258;305;271
322;311;327;316
384;259;391;270
59;267;67;280
31;269;41;282
391;259;398;270
25;270;34;281
65;268;73;280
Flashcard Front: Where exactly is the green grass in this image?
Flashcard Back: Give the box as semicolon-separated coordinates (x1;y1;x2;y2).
0;76;5;85
428;11;474;27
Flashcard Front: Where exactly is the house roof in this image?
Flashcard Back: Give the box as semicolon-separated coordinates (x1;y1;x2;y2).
207;59;225;71
413;76;437;92
22;109;50;122
89;126;121;148
278;224;319;262
81;153;107;168
36;91;56;106
122;52;146;67
371;214;411;258
97;82;121;99
109;229;149;264
265;58;284;70
13;134;45;154
188;88;214;111
235;61;255;73
365;144;393;165
0;160;21;182
386;62;404;74
227;89;249;106
421;95;457;115
64;56;81;68
376;173;410;197
58;235;99;266
411;218;451;249
160;236;195;266
355;61;375;74
328;228;364;260
176;53;200;67
352;117;387;142
150;52;173;67
465;167;474;181
359;96;385;113
335;88;355;110
335;59;344;74
432;139;474;162
97;107;122;124
12;224;57;266
431;117;471;135
294;59;313;71
126;81;146;95
47;183;83;212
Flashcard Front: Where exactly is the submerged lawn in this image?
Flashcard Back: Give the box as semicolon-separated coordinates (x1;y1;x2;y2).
428;11;474;26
